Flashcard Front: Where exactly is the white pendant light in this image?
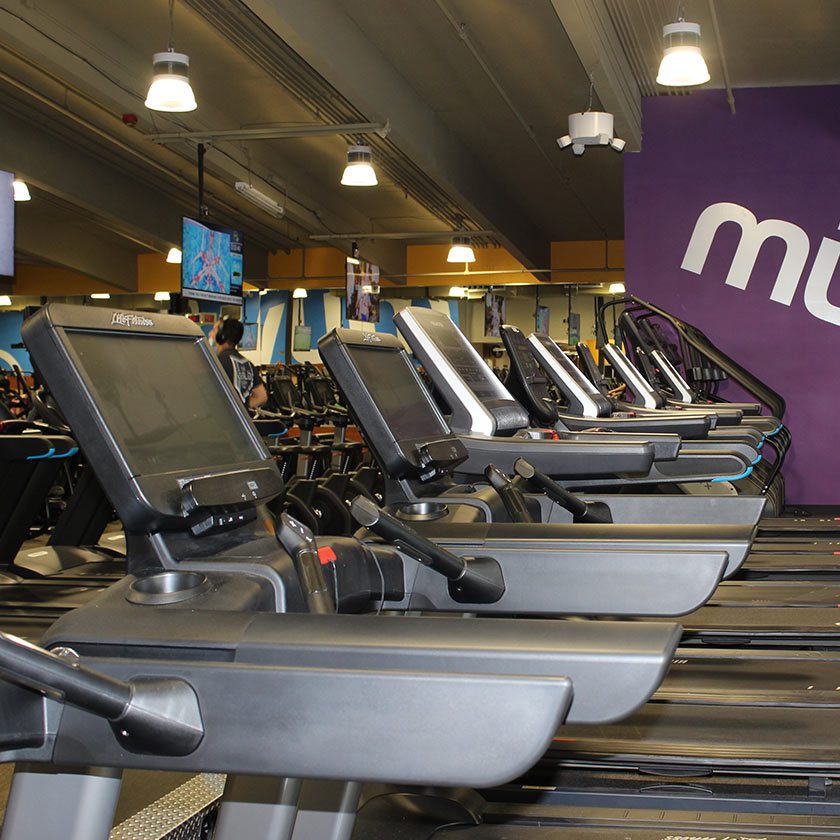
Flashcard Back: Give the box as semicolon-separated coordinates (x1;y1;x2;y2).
12;180;30;202
166;247;182;264
608;282;626;295
145;50;197;111
341;145;378;186
448;286;467;298
90;293;111;300
447;235;475;264
154;291;171;301
145;2;197;112
0;295;11;306
293;288;308;299
657;20;710;87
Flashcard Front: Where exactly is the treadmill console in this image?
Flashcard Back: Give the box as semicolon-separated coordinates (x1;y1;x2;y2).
530;334;612;419
394;307;530;437
499;325;559;426
317;328;467;481
22;304;284;534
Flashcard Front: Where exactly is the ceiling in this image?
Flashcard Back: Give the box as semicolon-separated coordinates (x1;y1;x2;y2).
0;0;838;290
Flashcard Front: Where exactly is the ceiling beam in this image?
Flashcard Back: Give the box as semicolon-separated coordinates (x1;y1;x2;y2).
238;0;551;269
0;103;187;256
14;202;138;290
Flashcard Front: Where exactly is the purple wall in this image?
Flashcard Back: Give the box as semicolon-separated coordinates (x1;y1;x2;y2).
625;86;840;504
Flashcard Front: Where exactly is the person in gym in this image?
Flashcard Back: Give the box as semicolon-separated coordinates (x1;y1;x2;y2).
208;316;268;409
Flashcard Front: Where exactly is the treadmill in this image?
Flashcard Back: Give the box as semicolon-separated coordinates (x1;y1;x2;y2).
393;306;756;490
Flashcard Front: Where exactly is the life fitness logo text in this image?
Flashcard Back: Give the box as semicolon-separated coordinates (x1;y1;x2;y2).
111;312;154;328
681;201;840;327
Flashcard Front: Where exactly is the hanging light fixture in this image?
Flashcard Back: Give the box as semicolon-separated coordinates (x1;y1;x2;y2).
608;282;626;295
293;288;308;299
145;1;198;112
341;145;377;186
154;291;171;301
448;286;467;298
12;180;30;202
0;296;11;306
90;293;111;300
447;235;475;264
656;4;710;87
166;247;182;264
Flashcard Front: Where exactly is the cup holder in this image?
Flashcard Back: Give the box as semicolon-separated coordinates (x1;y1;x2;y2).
126;571;211;606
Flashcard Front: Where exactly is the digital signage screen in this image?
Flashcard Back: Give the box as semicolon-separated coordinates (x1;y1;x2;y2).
181;216;243;305
0;171;14;278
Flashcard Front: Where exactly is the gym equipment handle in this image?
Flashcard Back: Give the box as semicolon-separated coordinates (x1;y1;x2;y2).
513;458;610;523
484;463;536;523
0;632;204;756
350;496;505;604
276;513;336;615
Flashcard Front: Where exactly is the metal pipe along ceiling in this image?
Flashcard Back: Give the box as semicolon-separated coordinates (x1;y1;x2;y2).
183;0;490;236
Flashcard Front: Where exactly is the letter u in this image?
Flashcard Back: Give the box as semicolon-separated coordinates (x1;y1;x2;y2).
804;236;840;327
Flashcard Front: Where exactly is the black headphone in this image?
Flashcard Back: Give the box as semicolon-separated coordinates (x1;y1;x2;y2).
216;316;243;347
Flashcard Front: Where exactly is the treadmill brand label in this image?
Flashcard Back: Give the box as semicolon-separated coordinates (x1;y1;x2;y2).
111;312;154;328
661;836;768;840
681;201;840;328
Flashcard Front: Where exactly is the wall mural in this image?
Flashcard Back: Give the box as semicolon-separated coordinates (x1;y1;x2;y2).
625;86;840;503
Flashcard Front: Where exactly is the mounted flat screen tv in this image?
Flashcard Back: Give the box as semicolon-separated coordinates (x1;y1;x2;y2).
181;216;243;305
0;171;14;278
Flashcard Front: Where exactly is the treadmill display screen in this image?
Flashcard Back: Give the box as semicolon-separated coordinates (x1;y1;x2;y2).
504;328;544;382
426;317;509;401
64;331;264;475
347;345;450;442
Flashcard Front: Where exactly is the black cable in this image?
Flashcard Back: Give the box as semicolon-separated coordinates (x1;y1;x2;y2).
0;6;144;103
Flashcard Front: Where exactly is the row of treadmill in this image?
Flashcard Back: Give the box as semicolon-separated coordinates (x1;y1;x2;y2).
0;299;837;840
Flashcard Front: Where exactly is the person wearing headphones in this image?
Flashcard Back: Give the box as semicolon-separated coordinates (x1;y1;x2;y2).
209;316;268;409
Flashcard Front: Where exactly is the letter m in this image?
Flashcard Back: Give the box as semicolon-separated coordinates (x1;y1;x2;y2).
681;201;810;306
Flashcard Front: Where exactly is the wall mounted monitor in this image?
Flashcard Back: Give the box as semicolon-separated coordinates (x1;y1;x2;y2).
181;216;243;305
0;171;14;278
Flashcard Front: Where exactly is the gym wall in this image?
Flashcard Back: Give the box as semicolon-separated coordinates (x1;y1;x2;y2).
625;86;840;504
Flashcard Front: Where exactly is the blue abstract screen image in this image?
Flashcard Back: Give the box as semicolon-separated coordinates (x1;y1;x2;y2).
181;217;244;304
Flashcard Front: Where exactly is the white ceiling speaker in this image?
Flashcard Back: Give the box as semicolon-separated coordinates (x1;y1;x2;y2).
557;111;625;156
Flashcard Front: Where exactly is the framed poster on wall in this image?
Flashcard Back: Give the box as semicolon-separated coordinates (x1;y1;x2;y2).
568;312;580;345
346;262;380;323
535;305;550;336
484;293;505;337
